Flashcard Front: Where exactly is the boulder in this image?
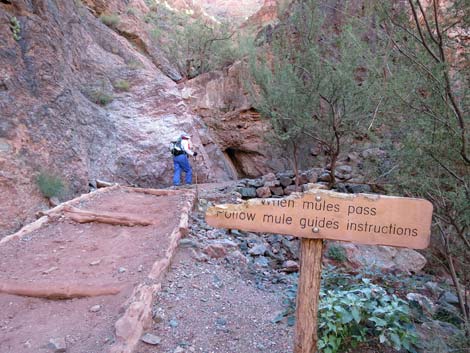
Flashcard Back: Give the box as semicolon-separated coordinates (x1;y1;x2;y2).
302;183;328;192
236;187;257;199
284;185;301;195
338;243;427;273
298;173;309;185
270;186;284;196
417;320;461;353
264;179;280;188
305;170;319;183
439;291;459;306
346;184;372;194
278;171;295;179
249;244;268;256
279;176;293;187
247;179;264;188
318;172;332;182
282;260;299;273
407;293;436;316
336;165;353;174
256;186;272;198
262;173;277;183
202;244;227;258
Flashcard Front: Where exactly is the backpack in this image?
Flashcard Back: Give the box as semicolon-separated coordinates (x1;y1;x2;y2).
169;138;184;156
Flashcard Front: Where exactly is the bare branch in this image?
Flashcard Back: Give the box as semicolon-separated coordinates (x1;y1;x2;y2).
416;0;439;44
368;97;383;130
407;0;441;62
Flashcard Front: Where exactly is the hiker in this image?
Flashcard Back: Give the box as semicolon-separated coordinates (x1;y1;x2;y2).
171;132;198;186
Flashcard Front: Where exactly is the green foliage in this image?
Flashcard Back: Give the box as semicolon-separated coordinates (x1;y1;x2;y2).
248;0;385;186
127;59;144;70
319;278;418;353
326;245;347;263
146;4;247;78
37;172;64;199
373;1;469;329
143;11;158;24
277;267;418;353
126;6;139;17
100;14;120;28
449;330;470;353
89;89;113;106
83;81;114;106
9;16;21;41
113;79;131;92
149;27;161;41
144;0;158;11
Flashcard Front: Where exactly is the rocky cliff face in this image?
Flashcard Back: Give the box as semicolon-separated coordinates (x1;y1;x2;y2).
180;61;291;178
0;0;235;237
193;0;264;23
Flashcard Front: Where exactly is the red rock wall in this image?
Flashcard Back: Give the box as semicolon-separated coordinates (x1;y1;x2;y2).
0;0;233;237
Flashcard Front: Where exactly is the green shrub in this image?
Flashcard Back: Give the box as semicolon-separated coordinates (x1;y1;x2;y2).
149;27;161;41
37;172;64;199
100;14;120;28
89;89;114;106
277;268;418;353
143;12;157;24
113;79;130;92
127;59;143;70
10;16;21;41
326;245;347;263
318;279;418;353
126;7;139;16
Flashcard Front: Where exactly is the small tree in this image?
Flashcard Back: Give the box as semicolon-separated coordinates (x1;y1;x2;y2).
148;5;240;79
249;0;385;187
375;0;469;332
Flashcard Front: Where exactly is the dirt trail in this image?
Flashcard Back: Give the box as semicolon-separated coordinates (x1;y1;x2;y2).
0;186;195;353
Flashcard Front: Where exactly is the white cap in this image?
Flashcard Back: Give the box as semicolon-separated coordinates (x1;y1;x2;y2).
181;132;190;138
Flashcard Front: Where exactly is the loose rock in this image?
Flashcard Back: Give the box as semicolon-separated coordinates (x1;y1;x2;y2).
203;244;227;258
249;244;268;256
141;333;161;345
89;305;101;313
48;337;67;353
256;186;271;198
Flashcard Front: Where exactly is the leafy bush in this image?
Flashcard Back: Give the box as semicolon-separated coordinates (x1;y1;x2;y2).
326;245;347;263
146;4;245;79
126;7;139;16
113;79;130;92
37;172;64;199
89;89;114;106
143;12;158;24
277;268;418;353
319;279;418;353
100;14;120;28
10;16;21;41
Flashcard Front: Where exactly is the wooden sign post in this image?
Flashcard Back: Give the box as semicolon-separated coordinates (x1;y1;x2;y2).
206;189;433;353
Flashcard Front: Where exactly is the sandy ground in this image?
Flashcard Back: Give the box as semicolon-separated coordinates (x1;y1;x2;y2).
0;187;191;353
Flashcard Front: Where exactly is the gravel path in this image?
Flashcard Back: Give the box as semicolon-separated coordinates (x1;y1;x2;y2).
136;246;295;353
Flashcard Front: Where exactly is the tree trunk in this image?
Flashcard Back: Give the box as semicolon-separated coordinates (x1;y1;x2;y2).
293;141;300;187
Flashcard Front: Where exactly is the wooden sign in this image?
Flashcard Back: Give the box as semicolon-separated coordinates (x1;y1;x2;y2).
205;189;433;353
206;189;433;249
